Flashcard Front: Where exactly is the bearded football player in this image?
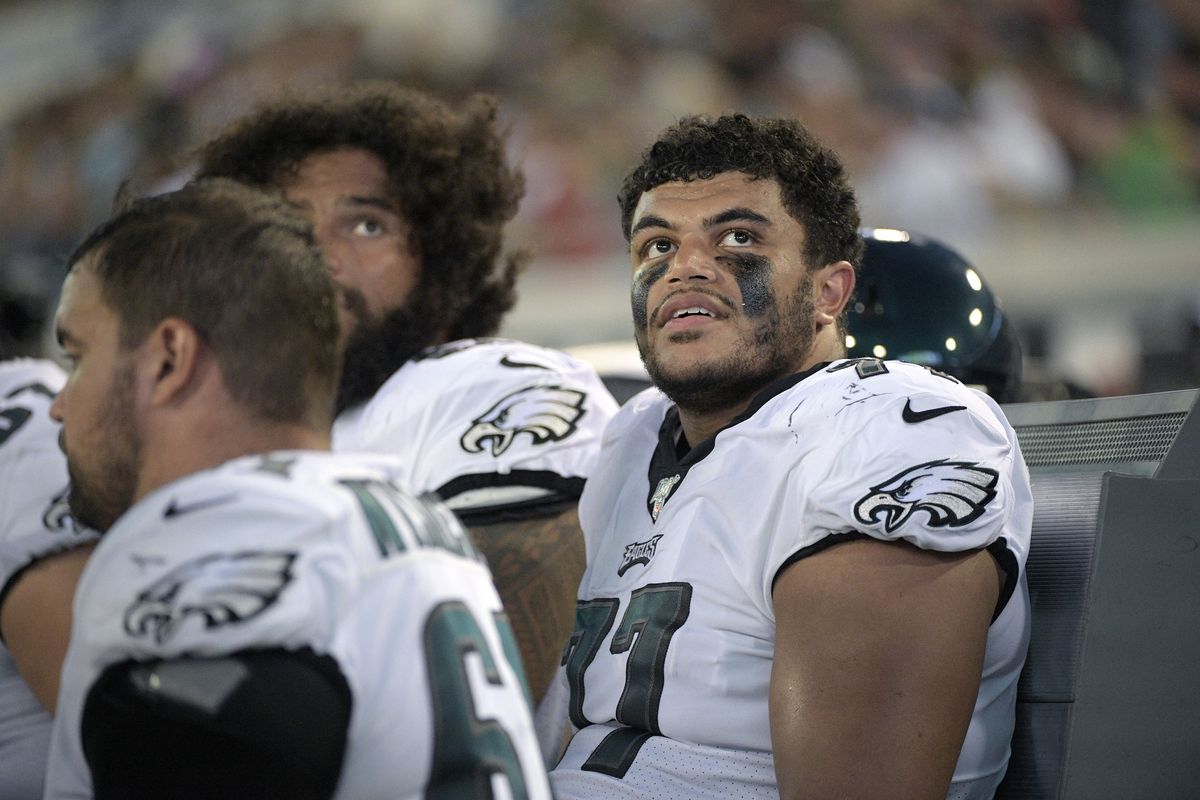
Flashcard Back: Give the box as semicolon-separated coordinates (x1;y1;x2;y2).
196;83;617;704
548;114;1033;800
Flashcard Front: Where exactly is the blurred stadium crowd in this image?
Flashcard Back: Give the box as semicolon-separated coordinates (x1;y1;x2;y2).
1;0;1198;396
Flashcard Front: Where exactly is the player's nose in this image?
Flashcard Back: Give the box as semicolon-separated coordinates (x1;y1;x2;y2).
317;239;346;279
49;391;65;423
667;236;718;284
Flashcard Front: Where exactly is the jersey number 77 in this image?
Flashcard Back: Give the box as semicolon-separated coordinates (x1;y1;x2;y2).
561;582;692;777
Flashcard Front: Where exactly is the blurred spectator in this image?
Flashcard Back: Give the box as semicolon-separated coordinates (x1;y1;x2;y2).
1140;295;1200;393
0;0;1197;394
1050;310;1144;396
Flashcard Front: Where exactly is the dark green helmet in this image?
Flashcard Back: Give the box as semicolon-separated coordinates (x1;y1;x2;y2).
847;228;1023;402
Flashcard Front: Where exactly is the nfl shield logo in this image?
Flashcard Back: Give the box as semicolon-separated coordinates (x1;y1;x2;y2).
649;474;682;522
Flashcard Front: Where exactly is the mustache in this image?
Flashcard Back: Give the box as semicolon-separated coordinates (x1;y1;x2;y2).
649;287;738;326
338;284;370;319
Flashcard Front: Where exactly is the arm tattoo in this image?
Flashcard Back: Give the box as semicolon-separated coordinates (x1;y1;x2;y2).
468;506;585;706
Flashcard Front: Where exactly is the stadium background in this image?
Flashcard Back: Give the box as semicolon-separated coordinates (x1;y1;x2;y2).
1;0;1197;398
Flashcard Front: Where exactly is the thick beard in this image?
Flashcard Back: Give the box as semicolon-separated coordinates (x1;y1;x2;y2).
637;273;815;417
67;362;141;533
335;296;444;414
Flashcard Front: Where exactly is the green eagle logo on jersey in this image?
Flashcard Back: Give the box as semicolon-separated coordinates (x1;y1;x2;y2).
461;385;587;457
853;459;998;533
124;551;297;645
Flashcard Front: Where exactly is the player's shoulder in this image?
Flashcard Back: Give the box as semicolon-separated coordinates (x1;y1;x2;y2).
128;451;395;532
0;358;65;409
765;361;1028;560
79;452;485;660
396;337;617;438
374;338;612;414
99;453;415;594
411;337;604;381
782;358;1002;428
710;360;1015;484
410;337;503;363
601;385;671;444
0;359;65;391
79;456;362;661
0;360;68;515
410;337;563;367
802;358;977;397
0;359;64;433
0;361;78;578
0;359;66;454
214;449;408;502
145;450;463;541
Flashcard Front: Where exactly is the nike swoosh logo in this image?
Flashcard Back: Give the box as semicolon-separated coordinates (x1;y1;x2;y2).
499;355;550;370
163;493;239;519
901;399;966;424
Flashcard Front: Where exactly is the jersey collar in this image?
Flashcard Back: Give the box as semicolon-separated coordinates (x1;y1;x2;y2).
643;363;831;520
656;362;832;468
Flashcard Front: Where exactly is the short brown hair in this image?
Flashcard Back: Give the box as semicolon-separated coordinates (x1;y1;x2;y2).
195;82;525;343
68;178;340;428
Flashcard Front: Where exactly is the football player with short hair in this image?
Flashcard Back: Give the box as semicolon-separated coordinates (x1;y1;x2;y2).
549;114;1033;800
45;179;551;799
195;83;617;703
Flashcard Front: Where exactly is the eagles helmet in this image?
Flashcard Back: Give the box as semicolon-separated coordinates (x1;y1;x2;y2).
847;228;1022;402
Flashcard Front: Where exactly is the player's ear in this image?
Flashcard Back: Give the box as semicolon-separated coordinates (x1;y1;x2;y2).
140;317;204;407
813;260;855;329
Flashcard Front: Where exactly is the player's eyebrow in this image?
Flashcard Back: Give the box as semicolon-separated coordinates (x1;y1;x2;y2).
703;207;771;229
286;195;398;214
341;195;398;213
630;208;772;239
629;214;673;238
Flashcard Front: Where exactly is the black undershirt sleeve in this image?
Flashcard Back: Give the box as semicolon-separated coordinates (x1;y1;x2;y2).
436;469;584;526
80;647;351;800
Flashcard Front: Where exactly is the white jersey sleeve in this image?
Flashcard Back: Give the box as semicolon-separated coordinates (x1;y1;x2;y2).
0;360;98;603
764;359;1030;611
333;339;618;520
47;451;551;800
0;360;95;800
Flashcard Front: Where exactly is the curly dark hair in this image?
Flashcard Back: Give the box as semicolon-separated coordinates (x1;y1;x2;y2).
617;114;863;272
194;81;526;343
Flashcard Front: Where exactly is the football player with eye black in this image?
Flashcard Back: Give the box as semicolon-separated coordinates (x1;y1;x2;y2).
44;179;550;799
196;83;618;705
547;114;1033;800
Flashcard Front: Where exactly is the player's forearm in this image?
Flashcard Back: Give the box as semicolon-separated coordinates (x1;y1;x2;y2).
468;505;586;704
1;543;94;712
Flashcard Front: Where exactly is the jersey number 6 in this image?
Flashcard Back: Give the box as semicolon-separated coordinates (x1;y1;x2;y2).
345;479;534;799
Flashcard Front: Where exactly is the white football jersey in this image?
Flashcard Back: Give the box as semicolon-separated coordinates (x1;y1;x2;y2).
0;359;91;588
551;359;1033;800
0;359;93;800
332;339;618;517
46;451;551;800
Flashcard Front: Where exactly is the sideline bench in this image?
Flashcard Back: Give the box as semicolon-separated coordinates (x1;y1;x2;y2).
996;388;1200;799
